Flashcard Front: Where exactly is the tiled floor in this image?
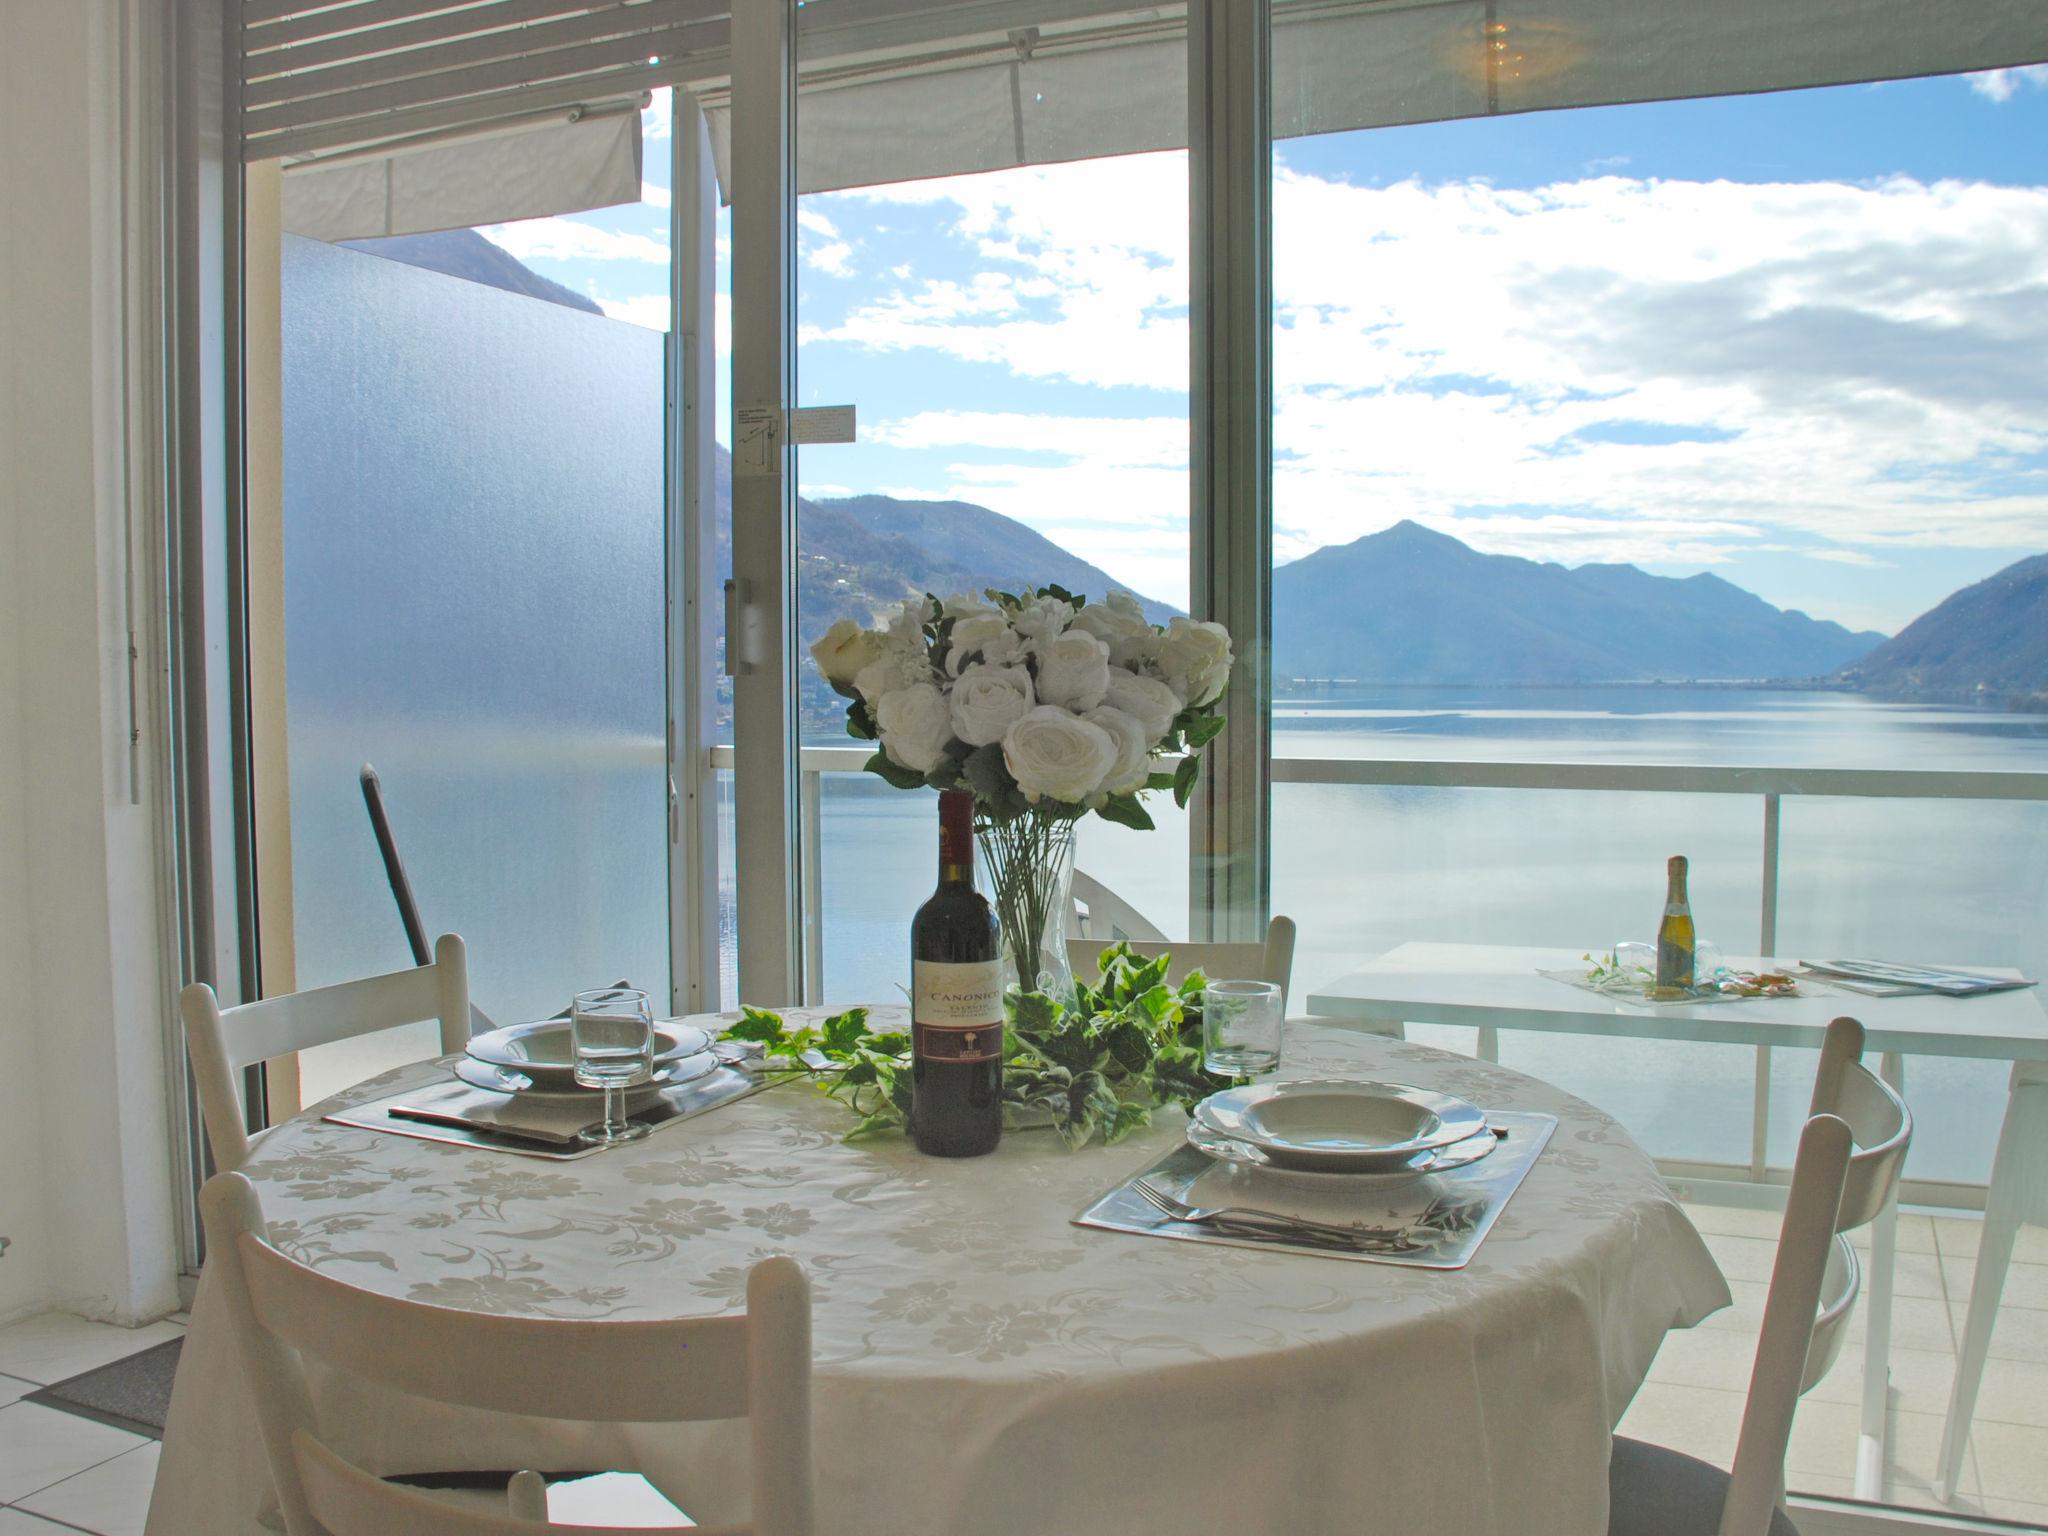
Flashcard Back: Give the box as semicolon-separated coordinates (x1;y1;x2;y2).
5;1214;2047;1533
1622;1203;2048;1527
0;1312;183;1536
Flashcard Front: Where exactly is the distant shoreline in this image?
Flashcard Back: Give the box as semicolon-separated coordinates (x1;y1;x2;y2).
1275;677;2048;712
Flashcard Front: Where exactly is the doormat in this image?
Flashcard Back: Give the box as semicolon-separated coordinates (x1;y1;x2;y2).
26;1335;184;1440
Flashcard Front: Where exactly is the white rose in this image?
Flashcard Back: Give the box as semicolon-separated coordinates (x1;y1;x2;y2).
1033;629;1111;712
949;663;1035;747
1068;592;1151;651
941;592;999;621
809;618;886;686
853;639;931;708
1101;667;1183;744
886;596;935;643
1155;617;1234;706
1009;595;1075;647
1085;704;1151;799
1002;706;1119;805
945;613;1011;673
875;683;954;775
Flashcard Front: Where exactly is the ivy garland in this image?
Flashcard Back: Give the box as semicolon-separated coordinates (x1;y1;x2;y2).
724;943;1239;1150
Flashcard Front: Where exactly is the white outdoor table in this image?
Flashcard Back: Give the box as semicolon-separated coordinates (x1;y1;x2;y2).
148;1013;1728;1536
1305;941;2048;1500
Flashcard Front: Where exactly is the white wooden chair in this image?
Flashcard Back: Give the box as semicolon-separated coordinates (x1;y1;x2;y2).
1070;916;1298;1011
182;933;471;1172
1069;870;1170;943
200;1170;815;1536
1607;1015;1912;1536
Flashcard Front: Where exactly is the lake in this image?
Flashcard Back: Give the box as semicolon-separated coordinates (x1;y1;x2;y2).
799;685;2048;1185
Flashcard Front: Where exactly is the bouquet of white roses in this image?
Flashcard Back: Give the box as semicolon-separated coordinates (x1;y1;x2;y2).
809;585;1233;827
809;584;1233;996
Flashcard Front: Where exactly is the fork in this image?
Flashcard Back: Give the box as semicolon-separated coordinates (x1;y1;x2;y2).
1129;1178;1421;1252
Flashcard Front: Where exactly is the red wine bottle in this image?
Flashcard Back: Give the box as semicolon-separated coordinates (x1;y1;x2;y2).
911;790;1003;1157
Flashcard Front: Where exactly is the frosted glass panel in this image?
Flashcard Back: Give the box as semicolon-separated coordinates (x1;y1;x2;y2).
281;234;667;1101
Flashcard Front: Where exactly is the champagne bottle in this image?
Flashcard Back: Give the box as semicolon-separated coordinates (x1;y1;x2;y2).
910;790;1003;1157
1656;854;1696;992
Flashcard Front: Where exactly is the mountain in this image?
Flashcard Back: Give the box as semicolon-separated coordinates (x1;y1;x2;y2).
343;228;603;315
1272;520;1886;684
1835;553;2048;708
378;230;1906;693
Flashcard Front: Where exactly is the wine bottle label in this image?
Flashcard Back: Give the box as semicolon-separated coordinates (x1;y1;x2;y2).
913;960;1002;1027
914;960;1002;1062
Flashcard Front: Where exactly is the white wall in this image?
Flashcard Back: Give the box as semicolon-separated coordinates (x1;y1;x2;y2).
0;0;181;1327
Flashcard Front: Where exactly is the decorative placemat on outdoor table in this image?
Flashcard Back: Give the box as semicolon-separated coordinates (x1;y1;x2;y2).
325;1062;769;1160
1538;969;1827;1008
1075;1110;1557;1269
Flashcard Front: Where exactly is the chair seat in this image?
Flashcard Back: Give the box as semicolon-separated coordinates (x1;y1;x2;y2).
1609;1437;1801;1536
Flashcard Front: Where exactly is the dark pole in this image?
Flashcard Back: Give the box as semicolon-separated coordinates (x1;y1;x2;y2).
359;763;430;967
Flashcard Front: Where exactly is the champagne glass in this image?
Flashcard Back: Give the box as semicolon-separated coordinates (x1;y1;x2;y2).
572;987;654;1146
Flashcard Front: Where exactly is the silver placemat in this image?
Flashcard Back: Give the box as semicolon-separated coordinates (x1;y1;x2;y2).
326;1062;771;1160
1074;1109;1557;1269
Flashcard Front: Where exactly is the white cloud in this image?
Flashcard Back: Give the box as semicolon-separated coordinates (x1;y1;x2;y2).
484;218;668;264
864;410;1190;603
798;208;840;238
1968;65;2048;102
789;153;2048;617
641;181;671;209
808;240;854;277
595;292;669;330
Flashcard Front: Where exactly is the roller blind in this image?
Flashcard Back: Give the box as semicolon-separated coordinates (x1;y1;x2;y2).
279;102;642;239
696;0;2048;197
238;0;727;163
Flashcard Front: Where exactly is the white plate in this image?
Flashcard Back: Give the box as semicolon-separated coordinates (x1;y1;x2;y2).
466;1018;713;1078
1185;1118;1499;1183
453;1050;719;1099
1193;1079;1488;1171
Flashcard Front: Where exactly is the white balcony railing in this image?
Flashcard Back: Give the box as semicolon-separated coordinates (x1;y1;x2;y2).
710;743;2048;1206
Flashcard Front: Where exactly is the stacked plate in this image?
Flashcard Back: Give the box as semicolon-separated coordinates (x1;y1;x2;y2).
458;1018;718;1100
1187;1079;1497;1181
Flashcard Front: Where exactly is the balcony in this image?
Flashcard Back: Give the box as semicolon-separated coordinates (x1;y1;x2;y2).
740;741;2048;1519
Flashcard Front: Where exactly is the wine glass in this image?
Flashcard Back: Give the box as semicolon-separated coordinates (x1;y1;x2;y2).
571;987;654;1146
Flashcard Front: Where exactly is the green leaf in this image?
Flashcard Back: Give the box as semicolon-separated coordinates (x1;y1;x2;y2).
1006;989;1065;1041
845;699;877;740
864;1030;910;1056
1101;1016;1151;1075
1144;771;1178;792
1101;1099;1154;1145
1182;713;1226;750
820;1007;871;1056
1094;792;1154;832
962;742;1011;804
866;750;930;791
1172;754;1202;808
722;1007;788;1045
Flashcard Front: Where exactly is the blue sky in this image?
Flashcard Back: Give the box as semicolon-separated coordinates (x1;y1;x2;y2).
487;64;2048;634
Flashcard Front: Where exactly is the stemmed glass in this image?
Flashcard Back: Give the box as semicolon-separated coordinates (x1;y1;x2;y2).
571;987;654;1146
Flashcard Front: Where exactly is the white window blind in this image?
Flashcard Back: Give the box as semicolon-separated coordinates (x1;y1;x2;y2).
240;0;726;162
693;0;2048;197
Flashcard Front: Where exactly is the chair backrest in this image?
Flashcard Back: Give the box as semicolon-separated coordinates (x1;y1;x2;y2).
1719;1016;1912;1536
200;1171;814;1536
182;933;471;1172
1069;870;1169;942
1069;916;1298;1010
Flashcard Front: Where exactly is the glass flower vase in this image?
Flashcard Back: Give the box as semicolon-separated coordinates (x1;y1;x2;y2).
975;810;1077;1005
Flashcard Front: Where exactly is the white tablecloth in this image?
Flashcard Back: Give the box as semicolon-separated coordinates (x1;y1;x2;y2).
148;1016;1729;1536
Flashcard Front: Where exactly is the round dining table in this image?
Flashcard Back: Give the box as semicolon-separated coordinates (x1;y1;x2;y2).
148;1012;1730;1536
